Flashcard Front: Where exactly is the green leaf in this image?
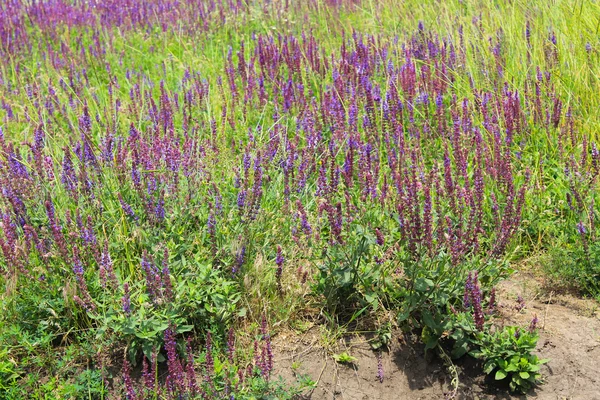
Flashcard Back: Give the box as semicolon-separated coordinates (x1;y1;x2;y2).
332;352;357;364
414;277;434;292
424;335;438;351
398;309;410;322
422;311;437;330
495;369;508;380
483;361;496;374
176;324;194;333
505;362;518;372
519;371;530;379
451;344;467;359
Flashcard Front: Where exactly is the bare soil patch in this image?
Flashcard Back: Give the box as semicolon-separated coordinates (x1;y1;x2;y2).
273;272;600;399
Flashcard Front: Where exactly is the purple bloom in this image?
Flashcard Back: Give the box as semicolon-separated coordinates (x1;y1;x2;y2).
275;245;284;292
131;162;141;187
207;211;216;237
260;315;273;377
375;228;385;246
487;288;496;314
275;245;284;267
577;221;587;235
7;150;30;179
164;326;185;393
237;190;247;210
464;272;484;330
142;352;156;393
296;200;312;235
73;257;84;276
377;351;384;383
122;358;137;400
118;194;137;220
122;283;131;315
185;338;198;395
100;243;117;288
154;196;165;221
233;245;246;274
142;253;160;301
227;328;236;364
463;273;473;308
61;150;77;192
81;216;97;245
529;314;539;333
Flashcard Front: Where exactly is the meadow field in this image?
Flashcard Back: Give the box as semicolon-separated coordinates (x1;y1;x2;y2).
0;0;599;398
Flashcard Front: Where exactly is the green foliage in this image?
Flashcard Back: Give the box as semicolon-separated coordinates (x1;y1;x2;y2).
546;236;600;298
398;254;506;349
92;256;240;362
0;349;19;392
314;223;391;316
332;352;358;364
472;327;547;393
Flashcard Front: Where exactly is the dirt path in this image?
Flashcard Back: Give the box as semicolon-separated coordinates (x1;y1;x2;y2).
273;272;600;399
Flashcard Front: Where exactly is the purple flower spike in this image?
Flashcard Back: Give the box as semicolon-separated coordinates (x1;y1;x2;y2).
122;358;137;400
375;228;385;246
275;245;284;292
377;351;384;383
529;314;539;333
122;283;131;316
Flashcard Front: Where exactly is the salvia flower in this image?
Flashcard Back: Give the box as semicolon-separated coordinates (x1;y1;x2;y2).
577;221;587;235
154;196;165;222
529;314;539;333
100;242;118;288
487;288;496;314
164;326;185;393
233;245;246;274
141;351;157;393
122;283;131;316
463;273;473;308
61;150;77;193
227;328;236;364
464;272;484;330
118;193;137;220
377;351;384;383
375;228;385;246
122;358;137;400
275;245;284;292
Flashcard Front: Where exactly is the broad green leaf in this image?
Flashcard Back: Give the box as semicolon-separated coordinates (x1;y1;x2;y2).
414;277;434;292
495;369;507;380
483;361;496;374
451;343;468;359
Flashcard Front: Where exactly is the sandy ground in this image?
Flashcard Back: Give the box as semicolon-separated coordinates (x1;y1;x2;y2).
272;272;600;400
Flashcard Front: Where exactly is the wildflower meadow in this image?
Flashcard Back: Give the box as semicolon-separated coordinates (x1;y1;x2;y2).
0;0;599;398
